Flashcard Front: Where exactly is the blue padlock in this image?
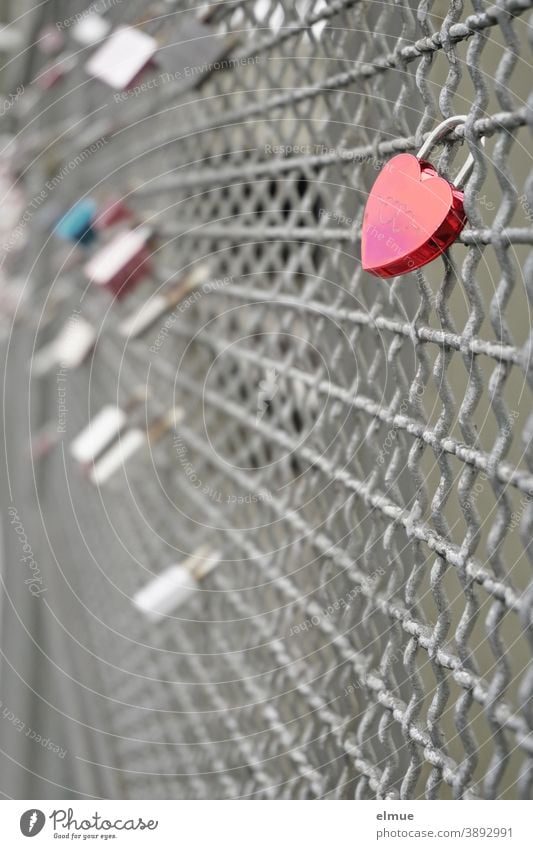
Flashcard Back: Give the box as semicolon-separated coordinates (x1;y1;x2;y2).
55;199;97;245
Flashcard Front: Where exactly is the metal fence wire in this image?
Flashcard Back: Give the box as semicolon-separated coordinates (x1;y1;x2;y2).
1;0;533;801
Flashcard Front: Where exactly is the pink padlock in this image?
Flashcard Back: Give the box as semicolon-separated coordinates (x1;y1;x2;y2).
37;55;76;90
37;25;64;55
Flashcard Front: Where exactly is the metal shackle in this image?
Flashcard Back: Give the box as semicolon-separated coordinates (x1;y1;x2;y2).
416;115;485;190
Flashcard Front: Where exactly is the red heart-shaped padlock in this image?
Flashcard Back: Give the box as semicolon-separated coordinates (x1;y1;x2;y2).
361;153;467;278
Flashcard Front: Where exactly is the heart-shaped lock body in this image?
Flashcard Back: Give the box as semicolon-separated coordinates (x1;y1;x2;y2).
361;153;467;278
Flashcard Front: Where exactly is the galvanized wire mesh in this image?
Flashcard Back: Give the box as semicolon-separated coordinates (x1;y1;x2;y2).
1;0;533;800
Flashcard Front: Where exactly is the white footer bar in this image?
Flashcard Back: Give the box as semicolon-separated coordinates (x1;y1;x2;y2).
0;799;529;847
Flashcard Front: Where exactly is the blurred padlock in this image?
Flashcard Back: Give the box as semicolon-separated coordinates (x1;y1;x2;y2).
133;545;222;622
83;227;152;298
55;199;98;245
37;54;77;90
55;196;133;244
72;13;111;46
88;406;184;485
85;26;158;90
118;264;210;337
32;316;96;376
70;406;127;466
37;24;64;55
93;195;133;231
69;390;146;466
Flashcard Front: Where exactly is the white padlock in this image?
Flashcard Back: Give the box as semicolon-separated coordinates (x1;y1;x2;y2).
88;428;145;485
70;405;128;465
83;227;152;297
32;317;95;376
72;14;110;46
85;26;157;90
88;407;184;485
133;545;222;622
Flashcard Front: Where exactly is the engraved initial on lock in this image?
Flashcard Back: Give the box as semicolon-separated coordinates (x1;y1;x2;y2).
378;195;420;234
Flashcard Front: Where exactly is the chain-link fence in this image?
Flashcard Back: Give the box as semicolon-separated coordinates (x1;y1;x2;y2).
0;0;532;800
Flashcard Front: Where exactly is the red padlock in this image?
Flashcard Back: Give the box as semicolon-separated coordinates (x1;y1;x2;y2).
93;195;133;231
361;116;482;278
